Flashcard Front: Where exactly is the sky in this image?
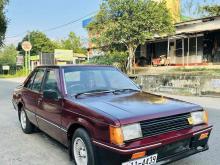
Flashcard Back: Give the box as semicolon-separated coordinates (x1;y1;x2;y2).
5;0;102;45
4;0;220;46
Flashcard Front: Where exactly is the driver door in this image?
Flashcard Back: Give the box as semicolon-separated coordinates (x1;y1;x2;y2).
36;68;65;143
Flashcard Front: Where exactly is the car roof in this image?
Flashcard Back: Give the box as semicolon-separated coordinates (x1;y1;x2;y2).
35;64;115;69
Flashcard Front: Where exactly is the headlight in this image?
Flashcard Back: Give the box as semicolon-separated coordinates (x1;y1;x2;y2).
122;123;143;141
189;111;208;125
109;123;143;145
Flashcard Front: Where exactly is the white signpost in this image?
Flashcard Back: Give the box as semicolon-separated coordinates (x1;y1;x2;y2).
2;65;10;70
2;65;10;75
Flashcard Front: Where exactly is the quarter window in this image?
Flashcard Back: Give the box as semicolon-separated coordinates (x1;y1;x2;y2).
32;69;45;92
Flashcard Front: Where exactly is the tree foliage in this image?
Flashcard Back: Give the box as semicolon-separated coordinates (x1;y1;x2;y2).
0;0;8;46
202;5;220;16
89;51;128;72
17;31;87;56
54;32;87;54
61;32;86;54
17;31;56;55
0;45;18;66
181;0;220;19
88;0;174;73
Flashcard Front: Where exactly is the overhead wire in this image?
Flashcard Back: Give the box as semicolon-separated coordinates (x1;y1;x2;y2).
5;10;97;39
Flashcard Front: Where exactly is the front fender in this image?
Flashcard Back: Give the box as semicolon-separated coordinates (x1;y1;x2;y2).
67;117;96;138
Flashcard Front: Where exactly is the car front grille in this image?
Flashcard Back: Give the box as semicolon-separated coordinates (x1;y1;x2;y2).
140;113;192;137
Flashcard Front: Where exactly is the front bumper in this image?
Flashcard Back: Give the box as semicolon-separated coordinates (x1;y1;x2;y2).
93;126;212;165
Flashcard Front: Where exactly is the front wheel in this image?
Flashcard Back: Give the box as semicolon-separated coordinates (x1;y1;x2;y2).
72;128;96;165
19;108;34;134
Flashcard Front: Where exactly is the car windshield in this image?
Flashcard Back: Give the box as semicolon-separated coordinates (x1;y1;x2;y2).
63;66;139;95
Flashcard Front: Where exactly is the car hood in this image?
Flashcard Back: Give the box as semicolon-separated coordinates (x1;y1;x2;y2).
76;92;202;125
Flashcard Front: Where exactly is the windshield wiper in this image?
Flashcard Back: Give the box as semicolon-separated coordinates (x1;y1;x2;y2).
73;89;114;98
113;88;140;94
73;88;140;98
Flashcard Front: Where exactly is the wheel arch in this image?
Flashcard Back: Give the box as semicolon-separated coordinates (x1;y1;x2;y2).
67;123;92;141
66;122;93;161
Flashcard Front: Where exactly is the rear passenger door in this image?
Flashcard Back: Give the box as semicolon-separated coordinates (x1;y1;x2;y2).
36;68;64;143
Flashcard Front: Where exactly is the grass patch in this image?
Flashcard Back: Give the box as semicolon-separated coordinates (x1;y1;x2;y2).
0;69;27;78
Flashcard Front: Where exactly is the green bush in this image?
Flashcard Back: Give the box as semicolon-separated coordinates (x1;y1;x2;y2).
15;68;26;77
89;51;128;72
0;68;26;78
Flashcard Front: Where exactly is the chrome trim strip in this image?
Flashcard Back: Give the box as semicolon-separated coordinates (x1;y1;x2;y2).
25;109;35;116
25;109;67;133
193;127;213;136
93;140;162;153
37;115;67;133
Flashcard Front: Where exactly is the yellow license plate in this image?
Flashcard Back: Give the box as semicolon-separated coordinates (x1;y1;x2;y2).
122;154;157;165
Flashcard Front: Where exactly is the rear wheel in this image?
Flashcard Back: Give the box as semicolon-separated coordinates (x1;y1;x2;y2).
72;128;96;165
19;108;34;134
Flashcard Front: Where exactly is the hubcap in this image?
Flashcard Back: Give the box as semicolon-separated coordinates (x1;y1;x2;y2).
20;110;27;129
73;137;88;165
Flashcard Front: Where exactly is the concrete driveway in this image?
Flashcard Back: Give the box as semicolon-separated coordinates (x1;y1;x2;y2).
0;78;219;165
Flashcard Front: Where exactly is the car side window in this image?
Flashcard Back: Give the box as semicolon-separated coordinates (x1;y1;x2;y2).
25;72;36;89
32;69;45;92
43;70;59;93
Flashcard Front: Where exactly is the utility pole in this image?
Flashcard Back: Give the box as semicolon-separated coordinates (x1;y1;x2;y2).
28;31;31;72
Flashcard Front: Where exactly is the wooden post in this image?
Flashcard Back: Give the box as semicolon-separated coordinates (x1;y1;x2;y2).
182;38;184;66
167;37;170;57
187;37;189;66
196;35;198;56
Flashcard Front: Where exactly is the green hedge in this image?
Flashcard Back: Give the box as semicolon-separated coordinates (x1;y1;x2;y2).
88;51;128;72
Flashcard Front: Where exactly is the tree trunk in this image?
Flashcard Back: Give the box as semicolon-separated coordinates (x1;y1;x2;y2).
127;43;136;74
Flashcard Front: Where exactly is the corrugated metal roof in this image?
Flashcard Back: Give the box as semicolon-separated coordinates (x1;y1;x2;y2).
176;15;220;34
175;15;220;26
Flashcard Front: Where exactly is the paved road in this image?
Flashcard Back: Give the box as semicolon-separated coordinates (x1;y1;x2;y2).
0;78;219;165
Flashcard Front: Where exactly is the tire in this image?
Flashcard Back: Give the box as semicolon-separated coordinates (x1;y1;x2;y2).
19;107;35;134
72;128;96;165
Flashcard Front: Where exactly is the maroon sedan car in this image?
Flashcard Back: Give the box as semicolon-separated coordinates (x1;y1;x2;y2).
12;65;212;165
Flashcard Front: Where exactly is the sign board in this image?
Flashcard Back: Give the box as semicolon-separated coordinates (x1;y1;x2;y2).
30;55;39;61
16;56;24;65
2;65;10;70
22;41;32;52
54;49;73;61
82;17;93;28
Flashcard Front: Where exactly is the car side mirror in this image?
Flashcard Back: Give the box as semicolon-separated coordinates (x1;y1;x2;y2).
43;90;59;100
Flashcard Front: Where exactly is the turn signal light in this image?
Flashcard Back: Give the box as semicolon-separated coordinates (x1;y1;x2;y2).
131;151;146;159
203;111;208;124
199;132;209;140
109;126;124;145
